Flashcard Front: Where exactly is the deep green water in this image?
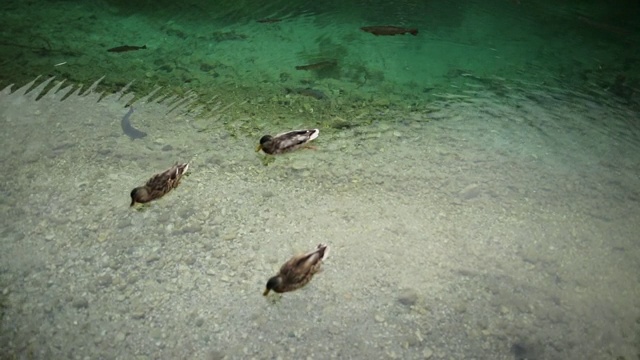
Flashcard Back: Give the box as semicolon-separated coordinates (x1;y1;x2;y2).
1;0;639;116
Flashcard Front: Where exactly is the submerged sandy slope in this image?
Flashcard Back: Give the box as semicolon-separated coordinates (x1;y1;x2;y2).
0;78;638;359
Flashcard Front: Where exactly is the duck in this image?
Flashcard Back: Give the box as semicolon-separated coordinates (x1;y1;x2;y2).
263;243;330;296
130;163;189;206
256;129;319;155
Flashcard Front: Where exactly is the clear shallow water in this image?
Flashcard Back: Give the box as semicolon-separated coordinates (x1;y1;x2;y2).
0;75;638;359
1;0;640;359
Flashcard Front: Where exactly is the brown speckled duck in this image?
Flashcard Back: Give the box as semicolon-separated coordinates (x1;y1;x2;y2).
263;243;330;296
130;163;189;206
256;129;319;155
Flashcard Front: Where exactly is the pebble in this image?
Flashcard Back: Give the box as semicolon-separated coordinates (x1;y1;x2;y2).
195;317;205;327
115;332;126;342
179;208;196;220
127;274;140;284
175;224;202;235
97;232;108;243
459;184;481;200
72;297;89;309
374;314;385;323
184;255;196;265
291;161;308;171
222;231;237;241
96;274;113;288
397;288;418;306
13;232;26;242
150;328;162;340
202;242;214;252
454;302;467;314
131;310;146;320
108;260;121;271
208;350;225;360
500;305;510;315
423;347;433;359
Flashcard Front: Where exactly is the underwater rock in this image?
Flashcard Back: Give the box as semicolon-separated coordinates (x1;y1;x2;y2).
397;288;419;306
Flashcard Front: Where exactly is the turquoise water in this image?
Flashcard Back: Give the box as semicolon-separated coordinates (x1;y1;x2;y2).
1;0;637;109
1;1;639;359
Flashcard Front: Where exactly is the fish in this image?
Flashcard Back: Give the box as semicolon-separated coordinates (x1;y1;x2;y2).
121;107;147;140
295;60;337;71
107;45;147;53
257;18;282;23
360;26;418;36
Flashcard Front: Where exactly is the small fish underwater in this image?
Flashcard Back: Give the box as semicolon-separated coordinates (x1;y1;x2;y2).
120;107;147;140
107;45;147;53
360;26;418;36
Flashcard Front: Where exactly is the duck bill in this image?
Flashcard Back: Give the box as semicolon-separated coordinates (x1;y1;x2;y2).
255;144;263;152
263;288;270;296
308;129;319;141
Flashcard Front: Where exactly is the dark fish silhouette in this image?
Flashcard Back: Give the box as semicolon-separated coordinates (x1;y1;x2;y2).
257;18;282;23
107;45;147;53
361;26;418;36
121;107;147;140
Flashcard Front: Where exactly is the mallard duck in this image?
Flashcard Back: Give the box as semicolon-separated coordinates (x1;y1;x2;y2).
256;129;319;155
263;243;330;296
130;163;189;206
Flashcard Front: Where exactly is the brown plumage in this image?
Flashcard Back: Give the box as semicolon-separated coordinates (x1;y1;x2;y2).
263;243;330;296
256;129;319;155
130;163;189;206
